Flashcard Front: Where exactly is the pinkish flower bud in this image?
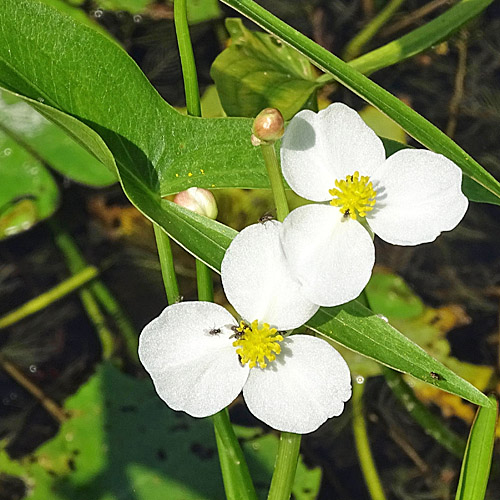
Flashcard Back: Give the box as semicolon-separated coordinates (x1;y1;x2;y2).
173;187;218;220
252;108;285;145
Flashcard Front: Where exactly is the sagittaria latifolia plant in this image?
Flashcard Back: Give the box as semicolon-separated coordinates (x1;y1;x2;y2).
0;0;499;498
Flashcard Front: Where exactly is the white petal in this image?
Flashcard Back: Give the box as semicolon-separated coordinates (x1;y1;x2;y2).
138;301;249;417
221;221;319;330
280;103;386;202
368;149;469;245
280;204;375;306
243;335;352;434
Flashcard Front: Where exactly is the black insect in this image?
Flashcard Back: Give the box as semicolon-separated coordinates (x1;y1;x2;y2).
430;372;442;380
343;209;351;219
229;324;245;339
208;327;221;336
258;212;274;224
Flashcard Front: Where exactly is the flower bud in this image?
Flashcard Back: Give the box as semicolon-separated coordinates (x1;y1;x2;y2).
173;187;218;220
251;108;284;145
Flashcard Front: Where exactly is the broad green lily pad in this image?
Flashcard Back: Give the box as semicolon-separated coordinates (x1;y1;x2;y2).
0;362;321;499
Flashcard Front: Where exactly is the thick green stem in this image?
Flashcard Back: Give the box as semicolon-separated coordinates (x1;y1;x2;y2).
153;224;181;304
352;382;387;500
267;432;301;500
174;0;201;117
260;144;289;222
0;266;98;329
343;0;406;61
212;409;258;500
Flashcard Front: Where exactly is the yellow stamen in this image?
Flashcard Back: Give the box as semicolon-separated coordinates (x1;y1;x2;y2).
233;320;283;369
329;171;377;219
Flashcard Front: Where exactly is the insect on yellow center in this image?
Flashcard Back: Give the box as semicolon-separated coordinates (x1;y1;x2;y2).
232;320;284;369
329;171;377;219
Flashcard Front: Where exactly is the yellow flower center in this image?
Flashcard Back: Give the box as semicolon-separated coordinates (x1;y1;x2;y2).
232;320;284;369
329;171;377;219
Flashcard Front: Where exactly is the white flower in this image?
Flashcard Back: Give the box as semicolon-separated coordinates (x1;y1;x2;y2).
139;221;352;434
280;103;468;307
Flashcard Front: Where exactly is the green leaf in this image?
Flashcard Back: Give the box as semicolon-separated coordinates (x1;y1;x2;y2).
187;0;222;24
38;0;113;37
219;0;500;206
211;18;322;119
306;302;493;408
455;395;497;500
0;91;117;187
349;0;494;76
0;129;59;239
0;362;321;499
359;105;407;144
365;272;424;319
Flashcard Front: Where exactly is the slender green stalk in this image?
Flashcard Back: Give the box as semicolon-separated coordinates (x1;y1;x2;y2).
343;0;406;61
173;2;256;498
212;409;258;500
258;124;300;500
352;382;387;500
260;144;289;222
383;367;466;457
90;281;138;359
174;0;201;117
78;287;115;359
196;259;214;301
0;266;98;329
254;95;298;500
49;218;138;360
267;432;301;500
153;224;181;304
349;0;492;76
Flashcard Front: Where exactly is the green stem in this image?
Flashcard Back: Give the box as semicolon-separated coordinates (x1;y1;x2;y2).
174;0;201;117
48;219;133;360
383;367;466;457
212;409;258;500
173;1;256;498
352;382;387;500
196;259;214;301
257;108;297;500
153;224;181;305
349;0;491;76
267;432;301;500
90;281;139;360
343;0;406;61
258;117;298;500
260;144;289;222
0;266;98;329
78;287;115;359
